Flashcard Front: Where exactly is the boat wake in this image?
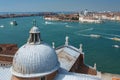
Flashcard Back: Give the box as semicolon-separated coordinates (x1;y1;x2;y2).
77;34;101;38
103;36;112;40
96;33;120;38
103;36;120;42
75;28;94;35
78;28;94;32
65;25;72;28
98;29;120;32
77;34;90;37
45;21;67;25
0;25;4;28
45;21;54;24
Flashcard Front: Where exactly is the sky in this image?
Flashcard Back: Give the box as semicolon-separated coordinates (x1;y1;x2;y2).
0;0;120;12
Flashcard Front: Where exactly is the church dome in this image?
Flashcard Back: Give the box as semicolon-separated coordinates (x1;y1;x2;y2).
29;26;40;33
11;20;60;78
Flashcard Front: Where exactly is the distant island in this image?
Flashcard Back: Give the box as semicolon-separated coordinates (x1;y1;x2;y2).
1;11;120;23
44;10;120;23
0;12;57;19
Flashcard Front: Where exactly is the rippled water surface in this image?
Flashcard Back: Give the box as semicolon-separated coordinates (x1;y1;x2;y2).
0;16;120;74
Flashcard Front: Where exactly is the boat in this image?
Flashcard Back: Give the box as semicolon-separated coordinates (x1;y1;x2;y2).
113;45;119;48
90;34;101;38
65;25;72;28
111;37;120;42
45;21;52;24
10;20;17;26
0;25;4;28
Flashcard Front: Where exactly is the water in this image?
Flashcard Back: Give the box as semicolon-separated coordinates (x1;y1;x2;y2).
0;16;120;74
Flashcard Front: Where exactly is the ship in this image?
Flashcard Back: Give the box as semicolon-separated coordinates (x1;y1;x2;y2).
10;20;17;26
111;37;120;41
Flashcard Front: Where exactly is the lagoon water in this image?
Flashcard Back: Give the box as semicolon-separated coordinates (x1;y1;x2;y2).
0;16;120;74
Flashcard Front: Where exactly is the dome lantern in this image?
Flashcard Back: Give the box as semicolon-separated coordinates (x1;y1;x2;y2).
27;19;41;44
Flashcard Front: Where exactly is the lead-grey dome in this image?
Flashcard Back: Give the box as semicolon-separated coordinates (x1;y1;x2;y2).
12;20;60;78
12;43;59;78
30;26;40;33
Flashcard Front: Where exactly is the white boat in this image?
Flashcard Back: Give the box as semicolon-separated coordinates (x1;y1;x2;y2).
0;25;4;28
90;34;101;38
10;20;17;26
111;37;120;42
65;25;72;28
45;21;50;24
113;45;119;48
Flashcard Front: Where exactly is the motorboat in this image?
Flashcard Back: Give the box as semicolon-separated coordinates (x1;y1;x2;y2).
112;37;120;42
90;34;101;38
10;20;17;26
113;45;119;48
0;25;4;28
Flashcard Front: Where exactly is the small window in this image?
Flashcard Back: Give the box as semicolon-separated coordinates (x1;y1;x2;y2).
0;47;3;52
41;77;46;80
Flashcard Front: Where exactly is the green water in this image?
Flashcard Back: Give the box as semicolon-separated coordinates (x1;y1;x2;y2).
0;16;120;74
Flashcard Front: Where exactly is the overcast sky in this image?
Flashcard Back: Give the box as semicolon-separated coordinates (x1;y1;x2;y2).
0;0;120;12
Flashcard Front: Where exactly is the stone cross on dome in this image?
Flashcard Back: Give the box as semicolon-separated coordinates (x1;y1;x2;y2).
65;36;69;46
52;42;55;49
94;63;97;70
79;44;83;52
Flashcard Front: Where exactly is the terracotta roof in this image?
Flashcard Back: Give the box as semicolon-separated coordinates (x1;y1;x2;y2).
112;77;120;80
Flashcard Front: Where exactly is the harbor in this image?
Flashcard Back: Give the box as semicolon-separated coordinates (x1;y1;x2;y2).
0;16;120;74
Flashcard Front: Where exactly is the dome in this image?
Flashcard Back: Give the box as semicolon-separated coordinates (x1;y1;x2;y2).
12;20;60;78
12;43;59;78
29;26;40;33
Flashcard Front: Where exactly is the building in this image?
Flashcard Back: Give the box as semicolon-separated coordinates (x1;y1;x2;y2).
0;44;18;66
79;16;102;23
79;11;102;23
0;20;101;80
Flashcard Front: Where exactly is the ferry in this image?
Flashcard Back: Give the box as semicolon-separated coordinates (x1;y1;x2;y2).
111;37;120;42
90;34;101;38
10;20;17;26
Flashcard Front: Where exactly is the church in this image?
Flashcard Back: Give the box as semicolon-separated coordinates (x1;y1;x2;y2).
0;20;101;80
